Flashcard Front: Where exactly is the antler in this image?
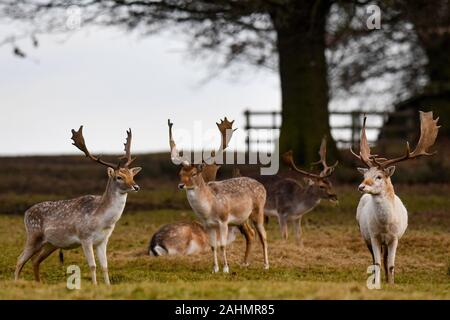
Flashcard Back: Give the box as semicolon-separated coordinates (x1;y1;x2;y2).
119;129;136;168
168;119;190;166
281;150;322;180
380;111;440;167
71;126;118;169
350;116;376;168
204;117;237;164
312;136;339;177
201;117;237;181
216;117;237;154
351;111;440;168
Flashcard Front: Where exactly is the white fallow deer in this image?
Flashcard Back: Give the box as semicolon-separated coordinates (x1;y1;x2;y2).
168;118;269;273
352;111;439;286
14;126;141;285
148;221;241;256
262;137;338;247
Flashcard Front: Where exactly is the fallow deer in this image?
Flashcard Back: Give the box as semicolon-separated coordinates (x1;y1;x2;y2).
352;111;439;286
15;126;141;285
168;118;269;273
261;137;338;247
148;221;241;256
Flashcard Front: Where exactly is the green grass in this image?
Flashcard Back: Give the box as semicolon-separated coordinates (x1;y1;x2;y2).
0;187;449;299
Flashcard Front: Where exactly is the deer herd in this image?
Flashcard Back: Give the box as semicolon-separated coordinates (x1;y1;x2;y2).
13;111;440;289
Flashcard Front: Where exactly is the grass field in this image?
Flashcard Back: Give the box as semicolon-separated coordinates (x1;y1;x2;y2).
0;185;449;299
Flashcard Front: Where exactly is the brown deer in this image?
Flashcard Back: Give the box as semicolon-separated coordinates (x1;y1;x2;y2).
352;111;439;286
148;221;242;256
14;126;141;285
261;137;338;247
168;118;269;273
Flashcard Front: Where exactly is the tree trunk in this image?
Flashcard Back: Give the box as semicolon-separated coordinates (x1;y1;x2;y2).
417;34;450;137
270;0;337;165
396;1;450;137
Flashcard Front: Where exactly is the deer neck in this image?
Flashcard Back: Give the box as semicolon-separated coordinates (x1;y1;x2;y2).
185;178;214;220
298;186;322;212
373;179;396;203
370;179;397;222
97;177;128;226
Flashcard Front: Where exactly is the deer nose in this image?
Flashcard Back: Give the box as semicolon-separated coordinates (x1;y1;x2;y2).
358;185;365;192
178;183;185;190
133;184;140;191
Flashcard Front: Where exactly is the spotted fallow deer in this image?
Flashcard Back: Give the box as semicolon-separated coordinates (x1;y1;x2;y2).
352;111;439;286
148;221;241;256
168;118;269;273
261;137;338;247
14;126;141;285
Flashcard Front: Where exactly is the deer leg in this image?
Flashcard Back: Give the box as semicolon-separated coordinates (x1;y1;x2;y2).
278;215;288;240
238;222;254;267
387;238;398;284
81;240;97;285
366;241;375;264
96;241;110;285
294;216;304;248
370;237;382;288
218;222;229;273
15;236;43;281
208;228;219;273
253;209;269;270
31;243;57;282
382;244;388;282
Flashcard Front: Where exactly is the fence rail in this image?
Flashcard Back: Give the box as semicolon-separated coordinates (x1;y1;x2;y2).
243;109;415;151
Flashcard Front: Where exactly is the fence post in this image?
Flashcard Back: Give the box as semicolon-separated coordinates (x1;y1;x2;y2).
244;109;250;154
351;111;359;149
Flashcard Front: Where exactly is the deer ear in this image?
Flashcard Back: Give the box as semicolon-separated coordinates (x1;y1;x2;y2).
107;167;115;178
131;167;142;176
384;166;396;177
357;168;368;175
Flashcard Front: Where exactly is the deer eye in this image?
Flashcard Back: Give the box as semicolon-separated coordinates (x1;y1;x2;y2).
116;176;123;181
376;176;382;180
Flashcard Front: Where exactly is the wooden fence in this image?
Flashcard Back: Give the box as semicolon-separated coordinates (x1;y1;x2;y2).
243;109;415;151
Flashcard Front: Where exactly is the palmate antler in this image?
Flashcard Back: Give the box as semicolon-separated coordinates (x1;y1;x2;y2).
71;126;135;169
282;137;338;180
312;136;339;177
202;117;237;182
282;151;323;180
167;118;237;182
119;129;136;168
209;117;237;160
168;119;190;167
168;117;236;165
351;111;440;168
216;117;237;155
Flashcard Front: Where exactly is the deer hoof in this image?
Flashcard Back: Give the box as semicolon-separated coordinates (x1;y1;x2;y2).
223;266;229;273
264;264;270;270
212;266;219;273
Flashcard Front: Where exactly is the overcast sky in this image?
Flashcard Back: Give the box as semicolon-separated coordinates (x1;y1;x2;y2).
0;27;281;156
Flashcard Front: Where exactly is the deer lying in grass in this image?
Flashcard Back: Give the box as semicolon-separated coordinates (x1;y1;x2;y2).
148;221;242;256
352;111;439;286
261;137;338;247
168;118;269;272
15;126;141;285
